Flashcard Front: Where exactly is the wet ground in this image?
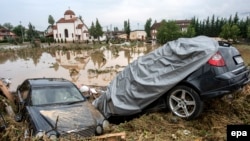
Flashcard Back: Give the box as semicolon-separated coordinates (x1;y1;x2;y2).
0;44;158;92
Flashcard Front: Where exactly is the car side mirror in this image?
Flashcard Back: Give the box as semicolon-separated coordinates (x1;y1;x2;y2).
17;90;24;105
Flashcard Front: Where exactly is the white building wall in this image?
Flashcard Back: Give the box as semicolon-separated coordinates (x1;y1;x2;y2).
57;23;75;41
52;11;89;42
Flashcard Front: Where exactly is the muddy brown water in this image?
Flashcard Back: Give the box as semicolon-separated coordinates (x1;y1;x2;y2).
0;45;157;92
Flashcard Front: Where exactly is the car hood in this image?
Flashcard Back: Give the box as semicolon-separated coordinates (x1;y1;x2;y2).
26;101;104;135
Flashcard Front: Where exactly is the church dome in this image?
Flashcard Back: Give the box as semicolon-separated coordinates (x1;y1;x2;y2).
64;9;75;15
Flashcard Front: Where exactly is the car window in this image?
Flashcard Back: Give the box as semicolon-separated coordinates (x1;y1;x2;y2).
32;85;85;105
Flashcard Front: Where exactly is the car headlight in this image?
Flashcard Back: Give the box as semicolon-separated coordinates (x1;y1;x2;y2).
96;125;103;135
35;130;45;139
49;134;57;140
102;120;109;131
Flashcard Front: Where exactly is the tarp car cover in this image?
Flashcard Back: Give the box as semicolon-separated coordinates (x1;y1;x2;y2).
93;36;219;118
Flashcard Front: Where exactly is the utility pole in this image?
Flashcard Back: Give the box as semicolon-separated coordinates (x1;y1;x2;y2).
20;21;24;43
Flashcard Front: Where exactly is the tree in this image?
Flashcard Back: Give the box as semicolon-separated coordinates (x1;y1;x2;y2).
233;12;239;25
114;27;119;32
156;20;181;44
48;15;55;26
124;19;131;40
247;25;250;40
220;24;231;40
220;23;240;42
12;25;25;43
89;19;104;43
95;18;103;43
144;18;152;39
231;24;240;42
79;15;83;22
3;23;13;30
13;25;25;37
89;22;96;37
183;25;196;37
26;22;39;42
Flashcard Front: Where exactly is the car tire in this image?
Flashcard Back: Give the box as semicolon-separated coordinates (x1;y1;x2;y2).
166;85;204;120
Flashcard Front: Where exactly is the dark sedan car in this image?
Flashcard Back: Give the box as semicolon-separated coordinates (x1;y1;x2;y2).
93;36;250;120
14;78;109;140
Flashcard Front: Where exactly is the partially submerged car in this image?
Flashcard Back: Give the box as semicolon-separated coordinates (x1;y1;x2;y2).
93;36;250;120
15;78;109;139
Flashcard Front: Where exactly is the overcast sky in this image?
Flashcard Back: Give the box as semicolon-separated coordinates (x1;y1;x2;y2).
1;0;250;31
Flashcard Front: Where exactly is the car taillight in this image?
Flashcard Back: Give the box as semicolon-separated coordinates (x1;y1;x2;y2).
208;52;225;67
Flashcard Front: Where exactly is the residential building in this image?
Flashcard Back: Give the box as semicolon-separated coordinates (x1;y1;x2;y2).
117;30;146;40
49;9;89;42
150;20;191;42
0;27;16;40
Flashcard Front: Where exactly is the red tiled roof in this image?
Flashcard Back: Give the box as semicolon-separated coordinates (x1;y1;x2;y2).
0;32;16;37
76;24;83;29
64;10;75;15
57;17;77;23
151;20;191;29
175;20;191;24
151;22;161;30
45;32;53;37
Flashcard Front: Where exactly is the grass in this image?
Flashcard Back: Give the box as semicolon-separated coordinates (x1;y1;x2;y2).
235;44;250;66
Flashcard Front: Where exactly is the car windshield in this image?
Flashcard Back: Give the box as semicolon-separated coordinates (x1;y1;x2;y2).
31;85;85;105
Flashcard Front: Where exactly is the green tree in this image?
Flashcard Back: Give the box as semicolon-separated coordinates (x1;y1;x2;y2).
220;24;240;42
95;18;103;43
220;24;231;40
89;19;104;43
156;20;181;44
114;27;119;32
79;15;83;22
89;22;96;43
144;18;152;39
233;12;239;25
89;22;96;36
183;25;196;37
124;19;131;40
12;25;25;37
231;25;240;42
26;22;39;42
3;23;13;30
247;25;250;39
12;25;25;43
48;15;55;26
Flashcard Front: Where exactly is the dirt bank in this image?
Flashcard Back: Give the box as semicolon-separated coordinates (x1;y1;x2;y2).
0;84;249;141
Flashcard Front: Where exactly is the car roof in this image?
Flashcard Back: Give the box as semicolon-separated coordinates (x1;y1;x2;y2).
27;78;74;87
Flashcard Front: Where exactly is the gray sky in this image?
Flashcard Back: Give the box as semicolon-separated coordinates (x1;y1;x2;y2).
1;0;250;31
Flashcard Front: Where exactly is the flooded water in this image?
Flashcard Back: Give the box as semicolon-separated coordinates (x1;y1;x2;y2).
0;45;157;91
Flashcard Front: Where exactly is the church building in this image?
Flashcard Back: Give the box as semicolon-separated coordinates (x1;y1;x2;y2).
52;9;89;42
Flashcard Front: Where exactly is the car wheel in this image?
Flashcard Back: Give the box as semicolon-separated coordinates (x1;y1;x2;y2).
166;85;204;120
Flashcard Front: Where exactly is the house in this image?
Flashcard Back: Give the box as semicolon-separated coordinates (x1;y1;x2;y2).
49;9;89;42
0;27;16;41
175;20;191;32
150;20;191;42
117;30;146;41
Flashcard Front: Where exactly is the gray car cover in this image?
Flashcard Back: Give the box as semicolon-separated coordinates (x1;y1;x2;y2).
93;36;219;118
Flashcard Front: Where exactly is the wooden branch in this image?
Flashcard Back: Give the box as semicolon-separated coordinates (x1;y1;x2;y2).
0;80;14;103
95;132;126;141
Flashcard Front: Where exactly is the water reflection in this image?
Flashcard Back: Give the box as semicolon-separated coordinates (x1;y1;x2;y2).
0;46;157;91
